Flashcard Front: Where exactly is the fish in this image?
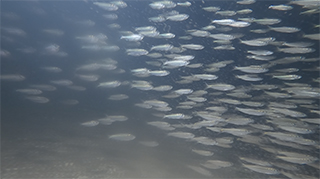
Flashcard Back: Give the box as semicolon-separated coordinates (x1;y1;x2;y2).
120;34;144;41
109;133;136;141
276;155;318;165
277;125;313;134
156;33;175;39
149;2;165;9
202;25;216;30
210;33;236;40
205;83;235;91
166;14;189;21
135;26;156;32
202;6;221;12
148;70;170;76
163;113;185;119
234;65;269;73
177;2;191;7
274;68;299;73
149;1;176;9
191;136;217;145
50;79;73;86
150;44;173;51
93;2;118;11
0;74;25;81
218;98;241;105
29;84;56;91
97;81;121;88
167;132;195;139
247;55;276;61
250;28;270;33
76;74;99;82
212;19;235;25
268;4;293;11
201;160;233;169
283;42;314;48
236;0;256;5
41;66;62;73
272;74;302;80
188;30;210;37
25;96;50;103
207;127;252;136
225;116;254;125
126;48;149;56
191;149;214;156
163;60;190;67
247;50;273;56
103;13;118;20
303;33;320;40
236;74;263;81
253;18;281;25
277;47;315;54
239;157;272;167
213;45;235;50
81;120;99;127
144;100;169;107
187;96;207;102
111;1;127;8
236;107;267;116
67;85;86;91
152;85;173;91
193;74;218;80
215;10;237;16
139;141;159;147
180;44;204;50
42;29;64;36
242;164;280;175
269;107;306;118
173;89;193;95
240;39;269;46
229;21;251;27
173;55;194;61
108;94;129;100
16;89;42;95
236;9;253;14
149;16;166;22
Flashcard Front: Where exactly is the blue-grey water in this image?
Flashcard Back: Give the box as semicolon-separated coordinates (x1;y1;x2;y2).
1;0;320;178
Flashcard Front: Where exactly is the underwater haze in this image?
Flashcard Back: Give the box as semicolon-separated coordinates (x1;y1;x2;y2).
1;0;320;178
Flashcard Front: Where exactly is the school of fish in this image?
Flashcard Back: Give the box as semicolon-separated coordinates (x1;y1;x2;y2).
1;0;320;178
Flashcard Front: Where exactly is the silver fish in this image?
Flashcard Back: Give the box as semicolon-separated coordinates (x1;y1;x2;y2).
166;14;189;21
97;81;121;88
109;133;136;141
167;132;195;139
269;4;293;11
242;164;280;175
